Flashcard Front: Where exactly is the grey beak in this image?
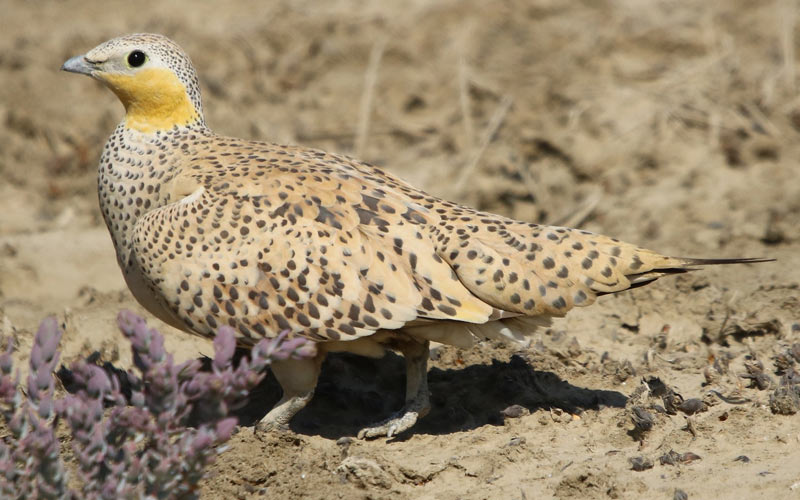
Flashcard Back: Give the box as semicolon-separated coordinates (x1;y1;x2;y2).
61;55;96;75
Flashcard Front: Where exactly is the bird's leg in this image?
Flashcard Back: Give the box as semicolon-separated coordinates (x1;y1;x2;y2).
256;350;326;433
358;338;431;439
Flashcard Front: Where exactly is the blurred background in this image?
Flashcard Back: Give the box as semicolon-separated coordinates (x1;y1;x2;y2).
1;1;798;497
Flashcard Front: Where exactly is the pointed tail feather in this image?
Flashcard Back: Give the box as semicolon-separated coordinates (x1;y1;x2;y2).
676;257;775;266
598;256;775;296
634;256;775;283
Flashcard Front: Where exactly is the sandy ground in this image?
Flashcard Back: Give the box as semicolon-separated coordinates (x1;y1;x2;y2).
2;0;800;498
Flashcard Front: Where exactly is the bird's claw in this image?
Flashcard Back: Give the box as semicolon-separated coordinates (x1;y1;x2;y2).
357;410;420;439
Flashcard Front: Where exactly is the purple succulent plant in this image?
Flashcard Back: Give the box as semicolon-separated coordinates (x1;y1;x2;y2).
0;311;313;499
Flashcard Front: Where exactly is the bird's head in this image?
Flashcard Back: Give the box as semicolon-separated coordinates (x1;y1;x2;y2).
62;33;205;133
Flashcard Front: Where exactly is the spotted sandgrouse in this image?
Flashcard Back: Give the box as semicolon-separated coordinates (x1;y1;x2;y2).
62;34;768;438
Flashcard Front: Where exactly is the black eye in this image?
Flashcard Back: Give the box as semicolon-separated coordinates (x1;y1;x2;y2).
127;50;146;68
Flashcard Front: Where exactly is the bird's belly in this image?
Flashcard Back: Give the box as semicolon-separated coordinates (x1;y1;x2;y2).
122;253;194;334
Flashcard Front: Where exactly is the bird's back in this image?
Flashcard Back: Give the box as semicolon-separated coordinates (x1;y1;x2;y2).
110;130;739;349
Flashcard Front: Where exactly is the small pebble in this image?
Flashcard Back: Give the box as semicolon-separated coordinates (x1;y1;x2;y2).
678;398;706;415
752;372;773;390
659;450;702;466
507;436;526;447
630;406;655;432
791;343;800;362
663;391;682;415
502;404;530;419
336;437;354;448
769;386;800;415
774;353;794;373
629;456;654;471
650;404;667;414
660;450;681;466
680;452;702;464
674;489;689;500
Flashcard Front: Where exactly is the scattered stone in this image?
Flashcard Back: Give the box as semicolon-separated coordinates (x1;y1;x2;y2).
336;437;354;447
703;363;722;386
507;436;526;447
734;455;751;463
769;386;800;415
741;359;773;389
674;488;689;500
752;372;773;390
677;398;706;415
681;452;701;464
502;404;530;419
791;343;800;362
663;389;683;415
659;450;701;466
773;352;795;374
781;366;800;386
630;406;655;433
629;456;653;471
650;404;667;414
604;358;636;383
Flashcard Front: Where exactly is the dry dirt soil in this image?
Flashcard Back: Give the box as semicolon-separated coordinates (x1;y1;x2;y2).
2;0;800;498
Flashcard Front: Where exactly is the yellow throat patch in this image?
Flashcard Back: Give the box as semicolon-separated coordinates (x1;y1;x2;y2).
101;68;199;133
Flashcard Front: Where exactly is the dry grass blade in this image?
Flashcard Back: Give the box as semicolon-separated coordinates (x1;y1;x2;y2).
354;38;387;158
781;0;797;93
459;54;475;150
551;189;602;228
453;95;513;194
